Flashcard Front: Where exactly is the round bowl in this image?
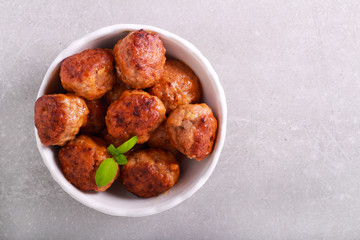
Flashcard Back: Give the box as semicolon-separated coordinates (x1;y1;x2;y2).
35;24;227;217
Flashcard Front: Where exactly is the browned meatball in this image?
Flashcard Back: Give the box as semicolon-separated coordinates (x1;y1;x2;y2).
149;59;201;112
34;94;89;146
148;122;179;156
60;48;116;100
80;98;107;135
113;30;166;89
122;149;180;198
105;90;166;144
166;104;217;161
59;135;119;191
104;79;131;104
102;128;124;148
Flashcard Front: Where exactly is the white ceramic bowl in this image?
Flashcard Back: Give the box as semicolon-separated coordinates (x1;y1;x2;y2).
35;24;227;217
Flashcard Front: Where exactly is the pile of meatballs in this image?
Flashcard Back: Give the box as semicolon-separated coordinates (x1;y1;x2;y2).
35;29;218;198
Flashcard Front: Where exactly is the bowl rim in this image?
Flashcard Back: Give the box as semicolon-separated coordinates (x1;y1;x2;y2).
35;24;227;217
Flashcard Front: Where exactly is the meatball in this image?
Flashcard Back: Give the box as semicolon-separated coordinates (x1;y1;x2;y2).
34;94;89;146
166;104;217;161
59;135;119;191
105;79;131;104
80;98;107;135
149;59;201;112
113;30;166;89
102;128;124;148
122;149;180;198
105;90;166;144
148;122;179;156
60;48;116;100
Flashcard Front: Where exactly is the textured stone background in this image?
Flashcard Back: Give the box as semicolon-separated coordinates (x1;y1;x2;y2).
1;0;360;239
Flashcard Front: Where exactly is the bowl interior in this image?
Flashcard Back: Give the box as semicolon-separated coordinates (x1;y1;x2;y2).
36;25;226;216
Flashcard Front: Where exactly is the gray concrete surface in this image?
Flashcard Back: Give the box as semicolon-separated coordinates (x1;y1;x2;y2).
1;0;360;239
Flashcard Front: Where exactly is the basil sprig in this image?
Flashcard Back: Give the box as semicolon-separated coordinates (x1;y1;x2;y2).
95;158;118;188
95;136;138;187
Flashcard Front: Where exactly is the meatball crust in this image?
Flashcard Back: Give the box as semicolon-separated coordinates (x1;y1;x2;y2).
122;149;180;198
166;104;217;161
80;98;107;135
105;90;166;144
60;48;116;100
105;79;131;104
34;94;89;146
148;122;179;156
58;135;119;192
113;30;166;89
148;59;201;112
102;128;124;148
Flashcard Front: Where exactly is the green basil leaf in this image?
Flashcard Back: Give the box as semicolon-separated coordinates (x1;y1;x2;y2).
107;144;118;156
95;158;117;187
114;154;128;165
116;136;138;154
